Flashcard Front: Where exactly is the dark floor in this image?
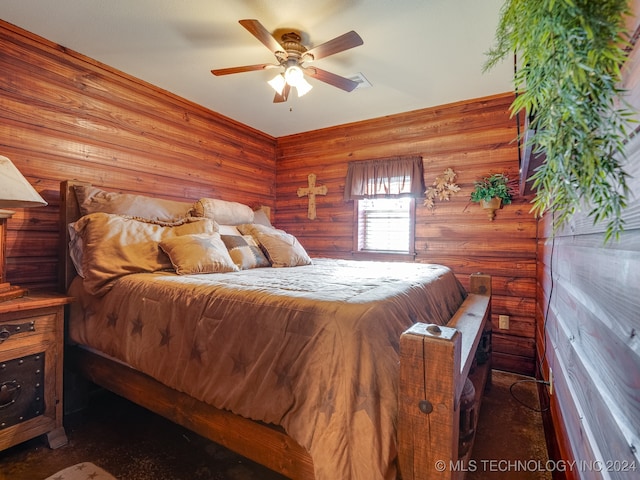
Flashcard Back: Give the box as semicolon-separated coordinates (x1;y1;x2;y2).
468;371;551;480
0;370;550;480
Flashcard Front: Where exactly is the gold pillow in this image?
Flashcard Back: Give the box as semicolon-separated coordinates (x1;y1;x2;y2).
191;197;254;225
237;224;312;268
74;213;217;296
159;233;238;275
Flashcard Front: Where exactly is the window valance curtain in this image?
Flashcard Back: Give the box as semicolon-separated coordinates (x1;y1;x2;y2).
344;156;425;201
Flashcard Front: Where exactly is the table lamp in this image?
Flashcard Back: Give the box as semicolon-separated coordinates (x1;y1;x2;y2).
0;155;48;301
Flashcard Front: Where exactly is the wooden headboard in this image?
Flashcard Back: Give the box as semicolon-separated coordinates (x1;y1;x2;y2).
59;180;90;293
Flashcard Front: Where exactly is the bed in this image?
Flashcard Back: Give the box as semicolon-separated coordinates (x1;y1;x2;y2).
59;180;492;480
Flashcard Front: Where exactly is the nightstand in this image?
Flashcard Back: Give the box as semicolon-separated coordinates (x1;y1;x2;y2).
0;294;73;451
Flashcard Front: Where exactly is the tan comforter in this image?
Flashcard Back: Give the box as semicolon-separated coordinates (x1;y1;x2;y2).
68;258;466;480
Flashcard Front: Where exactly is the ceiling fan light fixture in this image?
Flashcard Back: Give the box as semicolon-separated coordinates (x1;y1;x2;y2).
216;19;363;103
295;76;313;97
268;73;286;94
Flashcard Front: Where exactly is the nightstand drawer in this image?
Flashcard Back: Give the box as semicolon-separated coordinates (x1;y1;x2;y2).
0;352;45;430
0;310;57;354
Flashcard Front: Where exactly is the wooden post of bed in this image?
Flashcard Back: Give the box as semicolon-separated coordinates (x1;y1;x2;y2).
398;273;491;480
58;179;89;294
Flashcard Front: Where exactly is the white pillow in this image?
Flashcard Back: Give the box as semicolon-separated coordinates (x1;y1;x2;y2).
68;222;84;278
75;185;192;222
218;224;242;236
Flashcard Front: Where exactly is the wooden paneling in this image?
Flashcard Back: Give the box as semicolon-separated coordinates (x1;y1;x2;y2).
536;10;640;474
537;228;640;478
1;20;539;376
276;94;539;375
0;20;277;291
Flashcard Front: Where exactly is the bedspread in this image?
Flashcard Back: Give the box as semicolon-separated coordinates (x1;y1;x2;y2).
68;258;466;480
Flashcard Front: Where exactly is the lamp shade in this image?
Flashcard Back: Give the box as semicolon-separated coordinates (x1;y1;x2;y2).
284;65;304;87
268;73;286;95
0;155;47;209
295;77;313;97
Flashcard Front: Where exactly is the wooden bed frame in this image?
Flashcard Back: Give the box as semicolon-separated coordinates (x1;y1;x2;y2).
59;180;492;480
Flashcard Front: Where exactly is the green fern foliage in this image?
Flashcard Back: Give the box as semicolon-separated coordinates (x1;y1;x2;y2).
470;173;514;205
485;0;633;242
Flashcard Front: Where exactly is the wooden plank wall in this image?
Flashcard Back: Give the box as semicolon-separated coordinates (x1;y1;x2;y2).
536;5;640;478
0;20;277;291
0;19;539;377
276;94;539;375
537;131;640;480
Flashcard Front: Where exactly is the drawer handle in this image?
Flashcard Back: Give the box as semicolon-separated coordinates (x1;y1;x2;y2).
0;322;35;344
0;381;21;409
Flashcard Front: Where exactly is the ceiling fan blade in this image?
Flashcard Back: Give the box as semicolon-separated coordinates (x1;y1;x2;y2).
304;67;359;92
303;31;363;61
239;19;286;56
273;83;291;103
211;64;278;76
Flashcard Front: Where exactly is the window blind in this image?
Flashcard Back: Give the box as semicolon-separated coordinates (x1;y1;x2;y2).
358;198;411;252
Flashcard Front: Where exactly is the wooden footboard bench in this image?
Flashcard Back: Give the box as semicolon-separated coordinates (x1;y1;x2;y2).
399;273;492;480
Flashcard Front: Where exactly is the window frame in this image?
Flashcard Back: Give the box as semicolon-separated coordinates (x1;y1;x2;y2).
352;196;417;262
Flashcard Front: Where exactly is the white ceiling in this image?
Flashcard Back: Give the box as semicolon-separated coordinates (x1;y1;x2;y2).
1;0;514;138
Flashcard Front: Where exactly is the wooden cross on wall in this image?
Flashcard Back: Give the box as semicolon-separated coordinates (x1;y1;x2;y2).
297;173;328;220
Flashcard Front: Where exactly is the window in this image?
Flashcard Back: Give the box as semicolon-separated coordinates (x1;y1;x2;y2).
345;156;423;259
357;197;414;253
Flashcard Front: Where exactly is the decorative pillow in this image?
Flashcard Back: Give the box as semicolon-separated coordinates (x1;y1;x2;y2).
73;213;217;296
220;235;271;270
218;224;242;236
237;224;312;268
252;207;273;228
67;222;85;278
159;233;238;275
75;185;193;222
191;197;254;225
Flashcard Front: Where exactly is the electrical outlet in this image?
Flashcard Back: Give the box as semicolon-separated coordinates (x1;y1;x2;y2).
499;315;509;329
549;367;554;396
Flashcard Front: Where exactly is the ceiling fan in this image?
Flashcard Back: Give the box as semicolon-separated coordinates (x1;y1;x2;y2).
211;19;364;103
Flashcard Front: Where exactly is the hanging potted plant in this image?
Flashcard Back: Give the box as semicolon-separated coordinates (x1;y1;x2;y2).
470;173;514;220
483;1;632;241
